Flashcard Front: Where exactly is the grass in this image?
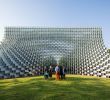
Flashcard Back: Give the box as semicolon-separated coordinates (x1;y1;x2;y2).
0;75;110;100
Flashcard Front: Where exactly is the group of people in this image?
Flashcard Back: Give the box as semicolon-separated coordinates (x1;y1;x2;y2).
55;65;66;80
44;65;67;80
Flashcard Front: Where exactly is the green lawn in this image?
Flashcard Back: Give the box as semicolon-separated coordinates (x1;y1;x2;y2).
0;75;110;100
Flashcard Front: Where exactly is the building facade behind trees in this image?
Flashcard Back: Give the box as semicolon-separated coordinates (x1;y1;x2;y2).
0;27;110;78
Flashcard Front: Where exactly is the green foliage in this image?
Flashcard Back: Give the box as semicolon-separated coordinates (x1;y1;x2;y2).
0;75;110;100
40;56;57;67
59;56;67;66
108;49;110;54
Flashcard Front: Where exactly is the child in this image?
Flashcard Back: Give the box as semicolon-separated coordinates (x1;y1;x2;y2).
44;71;49;79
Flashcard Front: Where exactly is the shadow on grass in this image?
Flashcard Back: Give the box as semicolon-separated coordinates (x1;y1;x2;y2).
0;75;110;100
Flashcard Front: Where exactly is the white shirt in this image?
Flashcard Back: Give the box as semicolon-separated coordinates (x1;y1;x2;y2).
55;66;59;72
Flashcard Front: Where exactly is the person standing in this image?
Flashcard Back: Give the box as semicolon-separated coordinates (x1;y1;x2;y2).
55;65;60;80
49;66;53;79
59;66;63;79
62;66;66;79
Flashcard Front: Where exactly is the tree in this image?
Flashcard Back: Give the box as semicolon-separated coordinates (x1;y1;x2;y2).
108;49;110;54
42;56;57;67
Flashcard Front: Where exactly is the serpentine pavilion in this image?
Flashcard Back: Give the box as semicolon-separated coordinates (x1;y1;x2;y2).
0;27;110;78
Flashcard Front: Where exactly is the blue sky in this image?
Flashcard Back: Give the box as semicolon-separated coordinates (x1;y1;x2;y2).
0;0;110;48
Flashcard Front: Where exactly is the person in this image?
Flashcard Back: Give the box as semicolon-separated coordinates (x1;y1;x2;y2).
62;66;67;79
48;66;53;79
55;65;60;80
44;70;49;79
44;66;49;79
59;66;63;79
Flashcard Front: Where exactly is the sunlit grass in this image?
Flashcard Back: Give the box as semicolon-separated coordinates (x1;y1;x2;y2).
0;75;110;100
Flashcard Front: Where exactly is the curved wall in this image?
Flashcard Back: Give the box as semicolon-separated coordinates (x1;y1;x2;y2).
0;27;110;78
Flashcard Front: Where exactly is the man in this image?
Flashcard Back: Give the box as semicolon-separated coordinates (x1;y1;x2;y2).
55;65;60;80
49;66;53;79
62;66;67;79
